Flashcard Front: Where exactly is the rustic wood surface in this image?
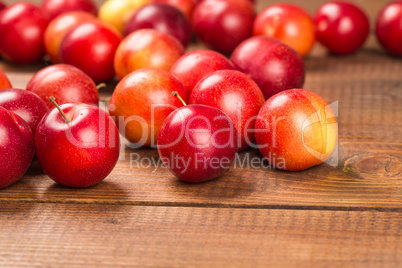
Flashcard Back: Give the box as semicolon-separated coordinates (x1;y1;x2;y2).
1;0;402;267
1;203;402;268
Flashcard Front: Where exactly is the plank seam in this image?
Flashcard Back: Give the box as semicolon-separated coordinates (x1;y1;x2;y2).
0;198;401;212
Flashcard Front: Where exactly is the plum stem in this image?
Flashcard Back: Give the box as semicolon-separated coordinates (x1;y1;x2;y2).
97;83;107;90
172;91;187;106
49;96;70;123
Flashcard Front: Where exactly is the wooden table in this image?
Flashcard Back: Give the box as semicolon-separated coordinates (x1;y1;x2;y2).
1;0;402;267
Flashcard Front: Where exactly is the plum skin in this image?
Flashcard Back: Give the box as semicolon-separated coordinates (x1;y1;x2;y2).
255;89;338;171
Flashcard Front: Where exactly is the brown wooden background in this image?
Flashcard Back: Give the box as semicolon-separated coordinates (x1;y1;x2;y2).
1;0;402;267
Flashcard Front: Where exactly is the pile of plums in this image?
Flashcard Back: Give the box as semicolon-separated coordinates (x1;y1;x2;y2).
0;0;401;188
0;0;401;76
0;67;120;189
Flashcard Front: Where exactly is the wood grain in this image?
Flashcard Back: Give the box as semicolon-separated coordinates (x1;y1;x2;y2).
1;202;402;268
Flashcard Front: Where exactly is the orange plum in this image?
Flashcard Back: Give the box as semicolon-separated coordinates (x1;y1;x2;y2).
255;89;338;171
109;68;187;147
253;4;315;57
114;29;184;80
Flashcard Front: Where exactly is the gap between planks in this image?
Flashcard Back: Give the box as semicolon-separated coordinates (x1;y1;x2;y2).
1;198;402;213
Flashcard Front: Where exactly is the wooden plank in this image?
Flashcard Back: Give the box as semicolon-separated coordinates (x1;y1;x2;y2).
0;202;401;267
1;139;401;209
